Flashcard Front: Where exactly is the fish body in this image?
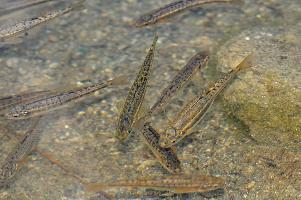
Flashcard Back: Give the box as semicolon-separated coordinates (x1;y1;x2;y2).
135;0;238;27
141;123;181;173
0;118;40;187
0;0;85;41
85;174;225;193
6;76;126;120
160;54;253;147
116;35;158;141
146;52;209;118
0;90;50;111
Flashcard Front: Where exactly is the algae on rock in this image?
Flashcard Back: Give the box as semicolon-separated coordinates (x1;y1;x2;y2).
216;25;301;150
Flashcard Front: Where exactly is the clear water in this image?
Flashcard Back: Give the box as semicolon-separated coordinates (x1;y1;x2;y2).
0;0;300;199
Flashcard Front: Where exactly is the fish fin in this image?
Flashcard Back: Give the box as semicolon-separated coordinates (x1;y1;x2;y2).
115;100;125;113
159;191;176;197
132;116;147;134
0;35;23;44
236;53;254;71
229;0;244;6
110;75;129;86
84;182;108;192
69;0;86;11
15;157;30;171
138;101;150;119
163;108;175;130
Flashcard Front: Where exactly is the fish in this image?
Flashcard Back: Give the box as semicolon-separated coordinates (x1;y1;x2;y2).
0;90;50;111
85;174;225;194
0;0;53;17
145;52;209;119
0;0;85;42
0;117;41;187
135;0;240;27
160;54;253;148
115;35;158;141
141;122;181;174
5;76;127;120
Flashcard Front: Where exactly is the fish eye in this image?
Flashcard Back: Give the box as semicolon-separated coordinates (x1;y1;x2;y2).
11;113;19;118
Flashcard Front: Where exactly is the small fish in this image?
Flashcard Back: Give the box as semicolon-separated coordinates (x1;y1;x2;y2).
0;118;40;187
0;0;52;17
0;90;50;111
116;35;158;141
0;0;85;42
135;0;239;27
85;174;225;194
145;52;209;118
160;54;253;148
141;122;181;174
5;76;127;120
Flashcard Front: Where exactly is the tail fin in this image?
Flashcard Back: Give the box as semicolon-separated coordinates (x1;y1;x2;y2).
235;53;254;72
84;182;107;192
150;33;159;51
228;0;244;5
70;0;86;11
110;75;129;86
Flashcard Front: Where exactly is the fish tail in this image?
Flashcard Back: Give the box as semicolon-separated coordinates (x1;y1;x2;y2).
235;53;254;72
151;33;159;50
70;0;86;11
110;75;129;86
84;182;108;192
228;0;244;5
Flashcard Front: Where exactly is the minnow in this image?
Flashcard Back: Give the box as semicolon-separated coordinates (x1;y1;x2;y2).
116;35;158;141
0;118;40;187
141;123;181;174
85;174;225;194
0;0;52;17
0;90;50;111
0;0;85;41
145;52;209;119
160;54;253;148
5;76;127;120
135;0;240;27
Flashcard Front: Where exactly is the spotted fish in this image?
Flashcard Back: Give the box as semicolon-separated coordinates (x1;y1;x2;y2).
116;35;158;141
160;54;253;147
85;174;225;194
0;0;85;42
6;76;127;120
146;52;209;119
135;0;240;27
141;122;181;173
0;118;41;187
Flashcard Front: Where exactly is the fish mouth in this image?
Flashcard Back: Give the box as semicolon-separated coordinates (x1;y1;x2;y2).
5;112;19;119
135;14;154;27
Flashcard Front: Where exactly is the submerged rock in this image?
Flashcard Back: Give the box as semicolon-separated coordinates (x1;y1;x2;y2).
216;25;301;150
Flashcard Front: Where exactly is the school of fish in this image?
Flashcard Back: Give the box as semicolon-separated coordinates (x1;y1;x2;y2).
0;0;254;198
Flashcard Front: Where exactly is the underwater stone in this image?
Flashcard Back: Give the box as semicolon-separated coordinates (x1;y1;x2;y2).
216;25;301;150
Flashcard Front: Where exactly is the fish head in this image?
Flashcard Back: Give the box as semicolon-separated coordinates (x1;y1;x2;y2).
135;14;155;27
194;53;209;69
5;107;28;120
0;162;17;179
115;123;132;142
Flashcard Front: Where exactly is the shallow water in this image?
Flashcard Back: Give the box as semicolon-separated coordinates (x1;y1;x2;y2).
0;0;300;199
